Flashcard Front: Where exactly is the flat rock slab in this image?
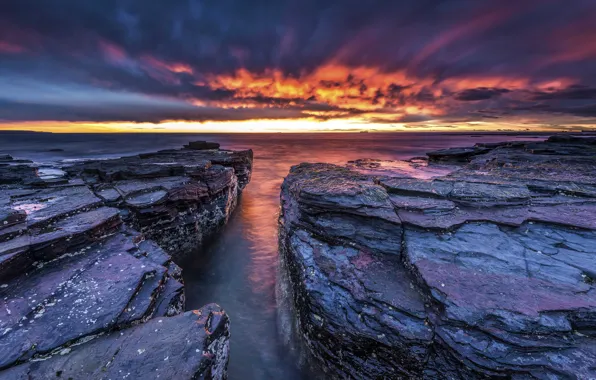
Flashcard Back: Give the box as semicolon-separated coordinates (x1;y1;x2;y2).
69;146;253;190
0;141;245;378
7;186;102;227
0;232;175;369
65;147;253;259
347;158;456;179
184;140;221;150
426;146;490;162
0;305;230;380
279;135;596;379
0;207;122;281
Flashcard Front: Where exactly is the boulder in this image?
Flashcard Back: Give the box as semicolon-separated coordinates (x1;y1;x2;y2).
279;136;596;378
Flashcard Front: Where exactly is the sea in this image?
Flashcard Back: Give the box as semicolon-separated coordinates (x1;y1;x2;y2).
0;131;548;379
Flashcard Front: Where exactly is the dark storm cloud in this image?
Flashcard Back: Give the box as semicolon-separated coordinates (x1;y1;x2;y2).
454;88;510;101
0;98;311;123
0;0;596;125
532;86;596;100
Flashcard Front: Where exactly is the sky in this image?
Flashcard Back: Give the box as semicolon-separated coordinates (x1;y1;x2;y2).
1;0;596;133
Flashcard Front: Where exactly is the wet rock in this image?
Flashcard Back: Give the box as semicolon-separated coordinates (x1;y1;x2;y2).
0;305;230;380
547;134;596;144
0;165;38;185
347;158;456;179
0;141;244;378
0;206;122;281
65;144;253;259
426;146;490;162
0;232;167;369
279;136;596;378
184;140;221;150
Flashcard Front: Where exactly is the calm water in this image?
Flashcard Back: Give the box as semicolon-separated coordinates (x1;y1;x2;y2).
0;132;547;379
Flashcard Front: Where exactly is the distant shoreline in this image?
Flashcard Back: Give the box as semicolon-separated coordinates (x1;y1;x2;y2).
2;130;587;136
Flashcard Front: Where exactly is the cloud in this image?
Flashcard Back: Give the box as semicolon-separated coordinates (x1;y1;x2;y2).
454;87;510;101
0;0;595;128
531;86;596;100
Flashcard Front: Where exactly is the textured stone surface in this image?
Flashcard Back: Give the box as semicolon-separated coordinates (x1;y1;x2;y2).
279;136;596;379
0;305;230;380
0;142;245;378
184;140;221;150
66;146;253;259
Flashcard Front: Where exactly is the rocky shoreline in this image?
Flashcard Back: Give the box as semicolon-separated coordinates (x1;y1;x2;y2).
0;142;252;378
279;135;596;379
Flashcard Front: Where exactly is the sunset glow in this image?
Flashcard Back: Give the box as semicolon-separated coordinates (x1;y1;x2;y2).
1;1;596;132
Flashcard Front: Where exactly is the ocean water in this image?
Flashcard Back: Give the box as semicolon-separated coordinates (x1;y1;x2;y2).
0;132;547;379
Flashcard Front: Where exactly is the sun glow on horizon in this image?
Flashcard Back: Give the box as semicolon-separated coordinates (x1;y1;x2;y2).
0;118;591;134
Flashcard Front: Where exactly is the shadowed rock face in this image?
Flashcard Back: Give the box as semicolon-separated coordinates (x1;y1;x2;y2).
0;142;251;378
66;147;253;259
279;136;596;379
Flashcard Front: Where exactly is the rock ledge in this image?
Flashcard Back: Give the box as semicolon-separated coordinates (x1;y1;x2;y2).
279;136;596;379
0;142;252;378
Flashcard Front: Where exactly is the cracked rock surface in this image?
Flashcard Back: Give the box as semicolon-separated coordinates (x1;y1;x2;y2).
66;146;253;259
279;135;596;379
0;143;251;378
0;305;230;380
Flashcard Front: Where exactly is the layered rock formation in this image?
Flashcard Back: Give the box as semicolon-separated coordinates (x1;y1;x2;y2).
66;145;253;259
279;135;596;379
0;143;252;378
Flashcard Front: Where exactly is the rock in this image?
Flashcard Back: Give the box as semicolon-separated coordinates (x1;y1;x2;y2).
184;140;221;150
347;158;456;179
0;165;38;185
279;136;596;378
65;144;253;259
426;146;490;162
547;134;596;144
0;231;166;368
0;141;244;378
0;305;230;379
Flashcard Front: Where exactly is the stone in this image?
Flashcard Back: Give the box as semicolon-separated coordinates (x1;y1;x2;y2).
547;134;596;144
65;144;253;259
0;141;247;378
184;140;221;150
279;136;596;378
0;165;38;185
426;146;490;162
0;305;230;379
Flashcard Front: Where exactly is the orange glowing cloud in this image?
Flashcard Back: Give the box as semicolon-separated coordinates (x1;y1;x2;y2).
200;61;578;121
141;55;194;75
204;63;442;114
